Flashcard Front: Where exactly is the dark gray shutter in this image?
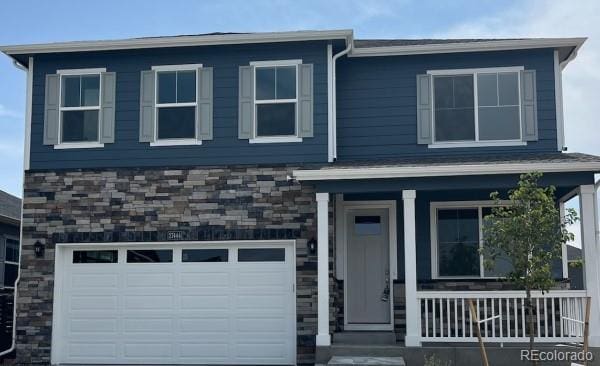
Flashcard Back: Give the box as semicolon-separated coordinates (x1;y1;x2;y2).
197;67;213;140
100;72;116;143
139;70;155;142
238;65;254;139
43;74;60;145
298;63;313;138
520;69;538;141
416;74;433;144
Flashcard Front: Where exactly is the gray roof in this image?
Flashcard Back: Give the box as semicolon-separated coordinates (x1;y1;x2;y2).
354;38;525;48
0;190;21;222
324;152;600;169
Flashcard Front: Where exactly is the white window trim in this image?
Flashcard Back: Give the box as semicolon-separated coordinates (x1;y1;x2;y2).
427;66;525;148
250;60;302;143
151;64;203;145
430;200;512;280
55;68;106;149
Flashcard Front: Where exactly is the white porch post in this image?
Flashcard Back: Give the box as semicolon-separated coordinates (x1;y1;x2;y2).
402;190;421;346
579;185;600;346
316;192;331;346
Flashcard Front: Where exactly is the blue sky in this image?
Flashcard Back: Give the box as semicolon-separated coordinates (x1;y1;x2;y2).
0;0;598;198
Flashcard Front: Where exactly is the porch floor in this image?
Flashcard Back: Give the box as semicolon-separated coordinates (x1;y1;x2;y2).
316;343;598;366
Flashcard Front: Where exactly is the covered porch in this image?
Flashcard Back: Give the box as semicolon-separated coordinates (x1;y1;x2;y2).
294;154;600;352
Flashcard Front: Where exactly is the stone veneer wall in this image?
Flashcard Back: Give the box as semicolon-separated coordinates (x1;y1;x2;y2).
18;165;328;365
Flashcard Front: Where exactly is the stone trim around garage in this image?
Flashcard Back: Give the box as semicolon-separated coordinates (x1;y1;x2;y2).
18;165;324;365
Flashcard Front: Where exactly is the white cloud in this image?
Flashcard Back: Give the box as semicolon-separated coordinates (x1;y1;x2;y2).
437;0;600;155
0;104;22;119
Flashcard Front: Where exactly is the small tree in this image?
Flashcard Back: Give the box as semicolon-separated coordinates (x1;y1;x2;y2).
481;172;577;363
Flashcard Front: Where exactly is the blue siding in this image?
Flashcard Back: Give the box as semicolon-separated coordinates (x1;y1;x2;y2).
29;41;329;170
336;48;558;160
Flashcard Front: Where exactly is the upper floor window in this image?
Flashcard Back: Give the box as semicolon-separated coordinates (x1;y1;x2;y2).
255;64;297;138
58;69;106;147
238;60;313;144
432;67;522;144
140;64;213;146
156;68;197;141
417;66;537;148
43;68;115;149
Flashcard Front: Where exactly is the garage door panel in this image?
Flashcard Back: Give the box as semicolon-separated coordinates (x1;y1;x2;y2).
69;318;118;333
67;342;118;358
70;273;119;288
123;318;174;333
181;294;230;310
125;272;175;287
236;294;288;310
179;343;229;359
69;295;118;311
124;294;174;309
123;343;173;358
236;316;287;332
180;271;231;287
55;243;295;365
179;316;230;332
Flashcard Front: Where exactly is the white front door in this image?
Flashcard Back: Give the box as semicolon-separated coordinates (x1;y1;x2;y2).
345;208;392;329
52;242;296;365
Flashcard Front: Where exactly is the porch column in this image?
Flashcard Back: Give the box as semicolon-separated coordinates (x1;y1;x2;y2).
402;190;421;346
579;185;600;346
316;192;331;346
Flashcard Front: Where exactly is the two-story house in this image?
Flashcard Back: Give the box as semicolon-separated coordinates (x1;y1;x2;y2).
1;29;600;365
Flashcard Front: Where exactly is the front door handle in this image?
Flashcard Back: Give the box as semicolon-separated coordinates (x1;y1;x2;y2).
381;270;390;302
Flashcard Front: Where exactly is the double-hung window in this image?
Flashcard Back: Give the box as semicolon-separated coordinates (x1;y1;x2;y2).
153;65;200;144
4;237;19;287
431;202;513;279
428;67;524;146
253;61;299;142
58;69;104;146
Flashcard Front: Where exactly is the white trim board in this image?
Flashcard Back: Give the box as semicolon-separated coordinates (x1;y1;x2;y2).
293;161;600;181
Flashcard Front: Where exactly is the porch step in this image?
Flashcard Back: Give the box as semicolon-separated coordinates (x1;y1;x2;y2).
328;356;406;366
333;332;397;345
330;344;406;357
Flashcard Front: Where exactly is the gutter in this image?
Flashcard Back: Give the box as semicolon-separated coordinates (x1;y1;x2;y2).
328;36;353;162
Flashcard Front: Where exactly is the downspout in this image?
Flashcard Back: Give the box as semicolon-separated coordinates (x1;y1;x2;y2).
329;37;352;162
0;56;32;357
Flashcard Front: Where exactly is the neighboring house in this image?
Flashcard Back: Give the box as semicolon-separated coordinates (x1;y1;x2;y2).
567;244;584;290
1;30;599;365
0;190;20;289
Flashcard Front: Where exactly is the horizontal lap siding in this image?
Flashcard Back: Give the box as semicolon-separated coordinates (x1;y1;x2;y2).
30;42;329;170
336;48;558;160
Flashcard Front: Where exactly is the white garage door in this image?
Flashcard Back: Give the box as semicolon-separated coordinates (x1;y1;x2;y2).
52;242;296;365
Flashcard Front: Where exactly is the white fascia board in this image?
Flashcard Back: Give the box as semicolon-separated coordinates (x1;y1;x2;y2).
293;161;600;181
350;38;587;58
0;29;353;56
